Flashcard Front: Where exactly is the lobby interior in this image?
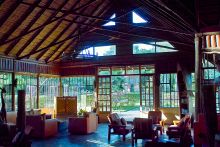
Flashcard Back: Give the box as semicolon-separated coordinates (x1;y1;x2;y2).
0;0;220;146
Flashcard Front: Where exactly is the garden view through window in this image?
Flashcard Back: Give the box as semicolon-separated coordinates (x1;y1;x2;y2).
133;41;177;54
98;65;155;121
78;45;116;58
160;73;179;108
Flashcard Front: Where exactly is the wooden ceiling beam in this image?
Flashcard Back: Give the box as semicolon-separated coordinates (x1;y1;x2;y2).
23;1;193;36
0;0;22;28
1;0;96;46
30;0;83;60
17;29;93;60
145;0;195;32
48;0;110;63
15;0;69;58
36;0;95;61
48;39;76;63
0;0;41;50
5;0;51;55
61;18;193;46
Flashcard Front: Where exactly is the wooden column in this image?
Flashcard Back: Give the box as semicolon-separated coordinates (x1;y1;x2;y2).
17;90;26;131
11;59;16;111
154;68;160;110
195;34;202;120
59;76;63;96
11;72;15;111
36;74;39;108
202;85;217;147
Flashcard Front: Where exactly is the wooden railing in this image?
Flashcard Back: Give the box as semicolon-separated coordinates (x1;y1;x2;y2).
200;32;220;52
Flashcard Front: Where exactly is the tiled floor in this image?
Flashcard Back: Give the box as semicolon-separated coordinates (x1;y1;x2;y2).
32;123;150;147
32;123;191;147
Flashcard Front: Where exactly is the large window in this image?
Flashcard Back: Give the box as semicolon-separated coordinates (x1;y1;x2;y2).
133;42;176;54
39;76;60;108
15;74;37;110
61;76;95;111
78;45;116;58
202;59;220;113
0;72;12;111
160;73;179;108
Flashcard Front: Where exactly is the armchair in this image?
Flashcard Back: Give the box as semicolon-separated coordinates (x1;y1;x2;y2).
107;113;132;142
26;114;58;138
148;110;164;134
166;114;191;139
132;118;157;146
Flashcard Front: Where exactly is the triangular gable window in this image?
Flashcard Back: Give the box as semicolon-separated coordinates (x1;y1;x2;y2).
156;42;177;53
132;11;147;23
103;13;116;26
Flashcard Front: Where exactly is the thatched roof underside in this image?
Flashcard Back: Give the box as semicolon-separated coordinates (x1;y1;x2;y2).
0;0;219;63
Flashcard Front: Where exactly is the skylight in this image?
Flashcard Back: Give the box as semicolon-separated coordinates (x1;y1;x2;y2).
103;13;116;26
132;12;147;23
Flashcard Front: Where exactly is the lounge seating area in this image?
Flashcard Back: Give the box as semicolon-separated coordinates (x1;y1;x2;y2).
0;0;220;146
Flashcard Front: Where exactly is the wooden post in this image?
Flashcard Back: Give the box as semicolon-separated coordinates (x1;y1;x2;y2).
11;60;16;111
17;90;26;132
11;72;15;111
154;68;160;110
202;85;217;147
195;34;202;120
36;74;39;108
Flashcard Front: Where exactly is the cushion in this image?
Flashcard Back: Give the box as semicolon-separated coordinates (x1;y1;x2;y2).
121;117;127;125
113;119;122;126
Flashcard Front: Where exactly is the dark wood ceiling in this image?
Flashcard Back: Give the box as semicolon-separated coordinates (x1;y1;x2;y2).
0;0;219;63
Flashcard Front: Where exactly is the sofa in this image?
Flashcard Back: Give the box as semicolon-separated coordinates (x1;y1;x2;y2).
194;113;220;146
68;112;98;134
26;114;58;138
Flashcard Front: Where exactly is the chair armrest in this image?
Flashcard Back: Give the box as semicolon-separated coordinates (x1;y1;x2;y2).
167;125;181;131
159;120;164;126
108;124;127;129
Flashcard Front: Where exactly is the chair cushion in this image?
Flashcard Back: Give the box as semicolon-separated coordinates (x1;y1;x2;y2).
121;117;127;125
113;119;122;126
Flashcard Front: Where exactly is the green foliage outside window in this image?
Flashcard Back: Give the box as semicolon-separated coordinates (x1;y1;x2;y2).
0;72;12;111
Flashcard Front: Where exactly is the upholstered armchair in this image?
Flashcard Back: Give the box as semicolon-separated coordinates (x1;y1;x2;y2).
107;113;133;142
26;114;58;138
148;110;164;134
132;118;157;146
166;114;191;139
68;112;98;134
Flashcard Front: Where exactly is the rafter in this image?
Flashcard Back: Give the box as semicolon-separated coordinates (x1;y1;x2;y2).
0;0;21;28
1;0;96;46
48;40;76;63
4;0;53;55
0;0;41;50
15;0;69;58
45;0;109;62
22;1;193;36
60;17;193;46
35;0;94;60
17;29;93;60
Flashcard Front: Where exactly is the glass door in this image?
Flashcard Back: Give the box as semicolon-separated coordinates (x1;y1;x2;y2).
140;75;154;113
97;76;111;112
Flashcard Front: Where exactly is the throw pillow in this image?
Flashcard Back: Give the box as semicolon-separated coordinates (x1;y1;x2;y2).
121;117;127;125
